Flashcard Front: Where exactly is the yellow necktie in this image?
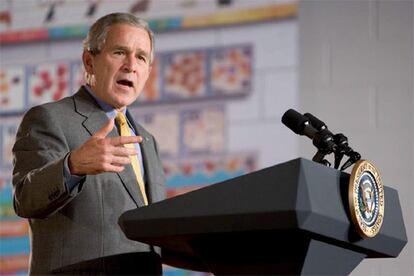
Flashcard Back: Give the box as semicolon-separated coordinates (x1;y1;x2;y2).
115;112;148;205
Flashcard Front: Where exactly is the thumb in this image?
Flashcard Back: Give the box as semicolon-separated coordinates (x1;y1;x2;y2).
94;119;114;138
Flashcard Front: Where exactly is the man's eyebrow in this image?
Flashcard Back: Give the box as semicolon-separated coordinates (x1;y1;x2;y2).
111;45;148;55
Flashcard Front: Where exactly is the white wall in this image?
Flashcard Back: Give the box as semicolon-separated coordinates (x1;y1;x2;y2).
299;1;413;275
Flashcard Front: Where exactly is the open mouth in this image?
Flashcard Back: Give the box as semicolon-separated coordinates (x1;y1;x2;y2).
117;79;133;88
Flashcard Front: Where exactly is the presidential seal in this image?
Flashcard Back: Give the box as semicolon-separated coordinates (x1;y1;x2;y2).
348;160;384;238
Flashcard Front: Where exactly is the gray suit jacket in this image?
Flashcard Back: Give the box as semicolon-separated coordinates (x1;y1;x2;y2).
12;87;166;275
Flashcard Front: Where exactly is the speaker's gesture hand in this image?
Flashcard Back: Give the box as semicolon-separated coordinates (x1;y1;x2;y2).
68;119;142;175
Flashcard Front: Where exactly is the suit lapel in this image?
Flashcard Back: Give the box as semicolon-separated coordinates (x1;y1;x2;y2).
73;87;144;207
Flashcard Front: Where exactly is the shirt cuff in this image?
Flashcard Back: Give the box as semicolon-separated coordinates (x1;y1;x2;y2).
63;153;85;192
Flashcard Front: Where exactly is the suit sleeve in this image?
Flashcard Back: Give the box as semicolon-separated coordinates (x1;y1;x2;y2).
12;105;84;219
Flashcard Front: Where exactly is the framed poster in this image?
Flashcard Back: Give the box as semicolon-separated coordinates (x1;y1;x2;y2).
0;118;20;171
181;106;225;155
163;50;207;100
27;61;71;107
211;45;252;96
0;66;26;114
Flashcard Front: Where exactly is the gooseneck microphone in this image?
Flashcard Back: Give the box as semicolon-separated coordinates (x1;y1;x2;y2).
281;109;337;156
282;109;361;170
281;109;316;137
303;112;327;131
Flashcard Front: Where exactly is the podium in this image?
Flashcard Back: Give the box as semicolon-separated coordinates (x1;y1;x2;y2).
119;158;407;275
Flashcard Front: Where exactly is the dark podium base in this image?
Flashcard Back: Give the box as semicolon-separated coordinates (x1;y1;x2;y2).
192;230;365;275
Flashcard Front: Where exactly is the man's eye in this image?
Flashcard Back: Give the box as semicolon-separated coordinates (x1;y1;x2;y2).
137;55;147;62
114;51;124;55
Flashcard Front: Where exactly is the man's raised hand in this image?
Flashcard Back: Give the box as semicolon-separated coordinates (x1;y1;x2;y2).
68;119;142;175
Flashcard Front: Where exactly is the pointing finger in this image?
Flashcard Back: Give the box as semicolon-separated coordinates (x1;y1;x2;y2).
110;135;143;146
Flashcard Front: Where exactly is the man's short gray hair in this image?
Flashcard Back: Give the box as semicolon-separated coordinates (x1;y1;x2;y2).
83;13;155;64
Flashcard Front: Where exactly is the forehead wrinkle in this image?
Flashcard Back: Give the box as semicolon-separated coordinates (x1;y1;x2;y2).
111;45;130;52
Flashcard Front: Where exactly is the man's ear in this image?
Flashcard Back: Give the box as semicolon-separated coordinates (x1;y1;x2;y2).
82;51;94;74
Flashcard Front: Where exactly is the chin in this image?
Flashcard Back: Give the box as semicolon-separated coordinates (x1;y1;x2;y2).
114;98;138;109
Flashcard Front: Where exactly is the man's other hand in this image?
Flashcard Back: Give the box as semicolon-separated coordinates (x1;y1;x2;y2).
68;119;142;175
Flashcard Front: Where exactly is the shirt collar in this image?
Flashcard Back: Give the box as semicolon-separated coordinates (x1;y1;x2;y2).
83;85;126;120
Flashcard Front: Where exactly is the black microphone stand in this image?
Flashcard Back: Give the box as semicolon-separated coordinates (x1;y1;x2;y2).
311;129;337;167
333;133;361;170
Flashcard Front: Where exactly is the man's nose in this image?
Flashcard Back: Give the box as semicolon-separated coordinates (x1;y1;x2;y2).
122;55;137;73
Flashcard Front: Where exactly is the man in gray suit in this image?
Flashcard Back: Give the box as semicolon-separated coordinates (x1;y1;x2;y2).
12;13;166;275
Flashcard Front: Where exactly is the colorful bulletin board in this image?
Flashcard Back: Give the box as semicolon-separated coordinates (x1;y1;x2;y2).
0;1;299;274
0;176;30;274
0;0;298;44
0;44;252;115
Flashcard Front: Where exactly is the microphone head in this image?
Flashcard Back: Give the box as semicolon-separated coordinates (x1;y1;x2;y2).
281;109;308;135
304;112;327;130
